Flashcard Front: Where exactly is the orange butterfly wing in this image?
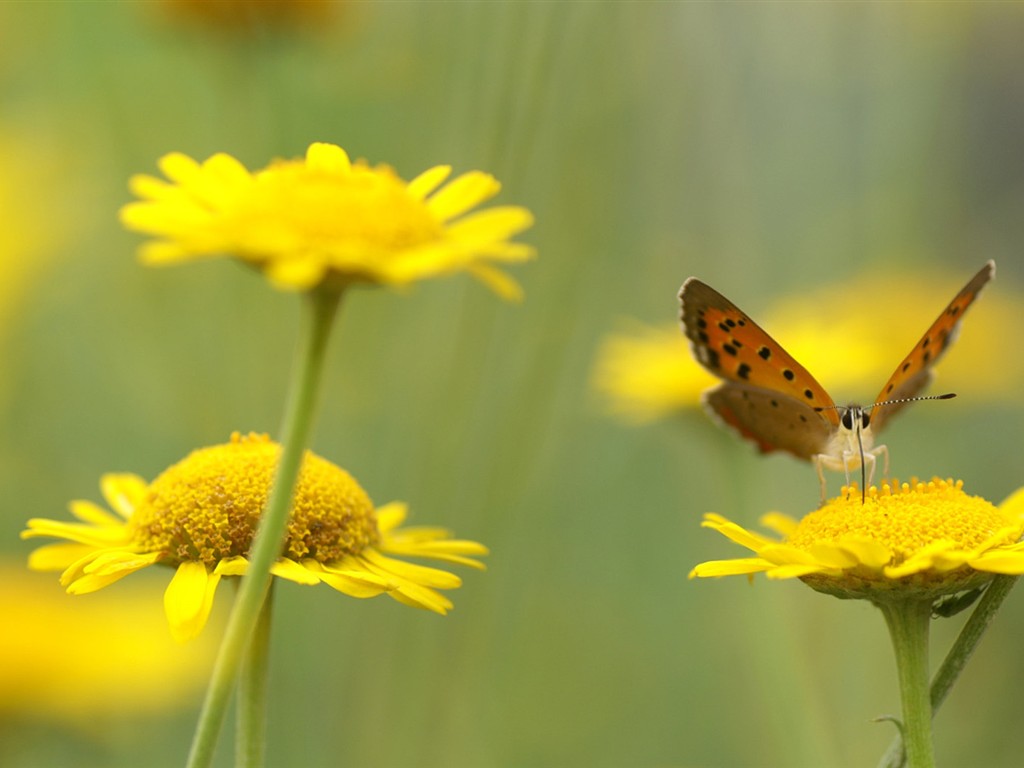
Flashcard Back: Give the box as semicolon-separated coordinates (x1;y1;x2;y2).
869;260;995;432
679;278;839;460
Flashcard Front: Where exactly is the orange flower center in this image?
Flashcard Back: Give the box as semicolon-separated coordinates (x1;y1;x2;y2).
129;432;379;565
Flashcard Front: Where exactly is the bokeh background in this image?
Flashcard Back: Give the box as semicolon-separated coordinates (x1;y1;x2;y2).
3;3;1024;767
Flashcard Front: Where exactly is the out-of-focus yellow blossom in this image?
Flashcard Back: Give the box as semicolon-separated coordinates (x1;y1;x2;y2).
1;565;216;726
592;321;716;423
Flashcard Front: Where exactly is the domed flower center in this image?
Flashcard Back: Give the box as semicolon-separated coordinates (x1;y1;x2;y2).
233;160;444;258
789;479;1019;560
129;432;379;566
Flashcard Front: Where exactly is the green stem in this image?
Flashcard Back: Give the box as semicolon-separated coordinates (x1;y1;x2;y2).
877;575;1019;768
878;599;935;768
186;288;343;768
236;581;274;768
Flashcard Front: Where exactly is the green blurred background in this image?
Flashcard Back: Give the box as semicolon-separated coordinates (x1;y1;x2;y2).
3;3;1024;767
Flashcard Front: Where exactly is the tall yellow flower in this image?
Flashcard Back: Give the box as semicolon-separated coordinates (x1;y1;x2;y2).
691;478;1024;766
119;142;535;299
22;432;487;643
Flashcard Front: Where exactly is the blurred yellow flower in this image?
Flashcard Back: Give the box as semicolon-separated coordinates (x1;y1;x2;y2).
595;268;1021;424
591;321;716;423
690;478;1024;601
1;565;214;726
22;432;488;643
0;131;69;338
120;142;535;299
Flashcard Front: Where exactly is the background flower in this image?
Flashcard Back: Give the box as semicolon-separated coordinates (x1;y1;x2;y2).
120;143;534;298
0;563;216;761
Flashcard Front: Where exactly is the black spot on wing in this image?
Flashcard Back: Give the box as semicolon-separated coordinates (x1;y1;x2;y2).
737;363;751;380
723;343;738;357
758;346;771;360
783;369;795;381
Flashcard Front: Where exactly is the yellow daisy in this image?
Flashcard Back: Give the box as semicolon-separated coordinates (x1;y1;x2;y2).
591;321;717;423
119;142;535;299
22;432;487;642
690;478;1024;602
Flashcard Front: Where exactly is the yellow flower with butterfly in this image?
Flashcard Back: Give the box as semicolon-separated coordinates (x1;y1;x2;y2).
678;261;994;501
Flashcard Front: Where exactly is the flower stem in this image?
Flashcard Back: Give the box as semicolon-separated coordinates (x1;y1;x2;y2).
878;599;936;768
186;287;343;768
877;575;1019;768
236;581;274;768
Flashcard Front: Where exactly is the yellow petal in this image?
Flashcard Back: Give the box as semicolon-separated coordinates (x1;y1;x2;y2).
270;558;321;585
375;502;408;533
68;500;124;527
27;542;95;571
214;556;249;576
406;165;451;200
466;263;523;302
426;171;500;222
100;473;149;519
164;562;221;643
688;558;774;578
305;143;351;174
305;559;393;598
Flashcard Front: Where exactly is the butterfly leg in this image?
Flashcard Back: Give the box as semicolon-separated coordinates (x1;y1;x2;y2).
876;444;890;479
814;455;830;505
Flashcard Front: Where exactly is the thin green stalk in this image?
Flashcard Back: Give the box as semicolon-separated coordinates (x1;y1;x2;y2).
186;287;343;768
878;599;935;768
236;581;274;768
877;575;1019;768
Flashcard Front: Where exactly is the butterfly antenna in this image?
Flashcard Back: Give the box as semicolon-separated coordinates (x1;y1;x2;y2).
869;392;956;410
814;393;956;415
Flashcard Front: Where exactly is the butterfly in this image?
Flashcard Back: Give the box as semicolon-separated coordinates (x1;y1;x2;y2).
678;261;995;501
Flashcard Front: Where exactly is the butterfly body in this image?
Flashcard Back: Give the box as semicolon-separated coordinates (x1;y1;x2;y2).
679;261;994;500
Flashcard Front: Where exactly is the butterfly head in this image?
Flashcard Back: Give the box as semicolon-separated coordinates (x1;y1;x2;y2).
839;406;871;433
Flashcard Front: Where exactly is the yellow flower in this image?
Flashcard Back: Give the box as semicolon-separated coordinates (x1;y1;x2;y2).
22;432;488;642
119;142;535;299
0;564;215;727
690;478;1024;602
591;321;717;423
